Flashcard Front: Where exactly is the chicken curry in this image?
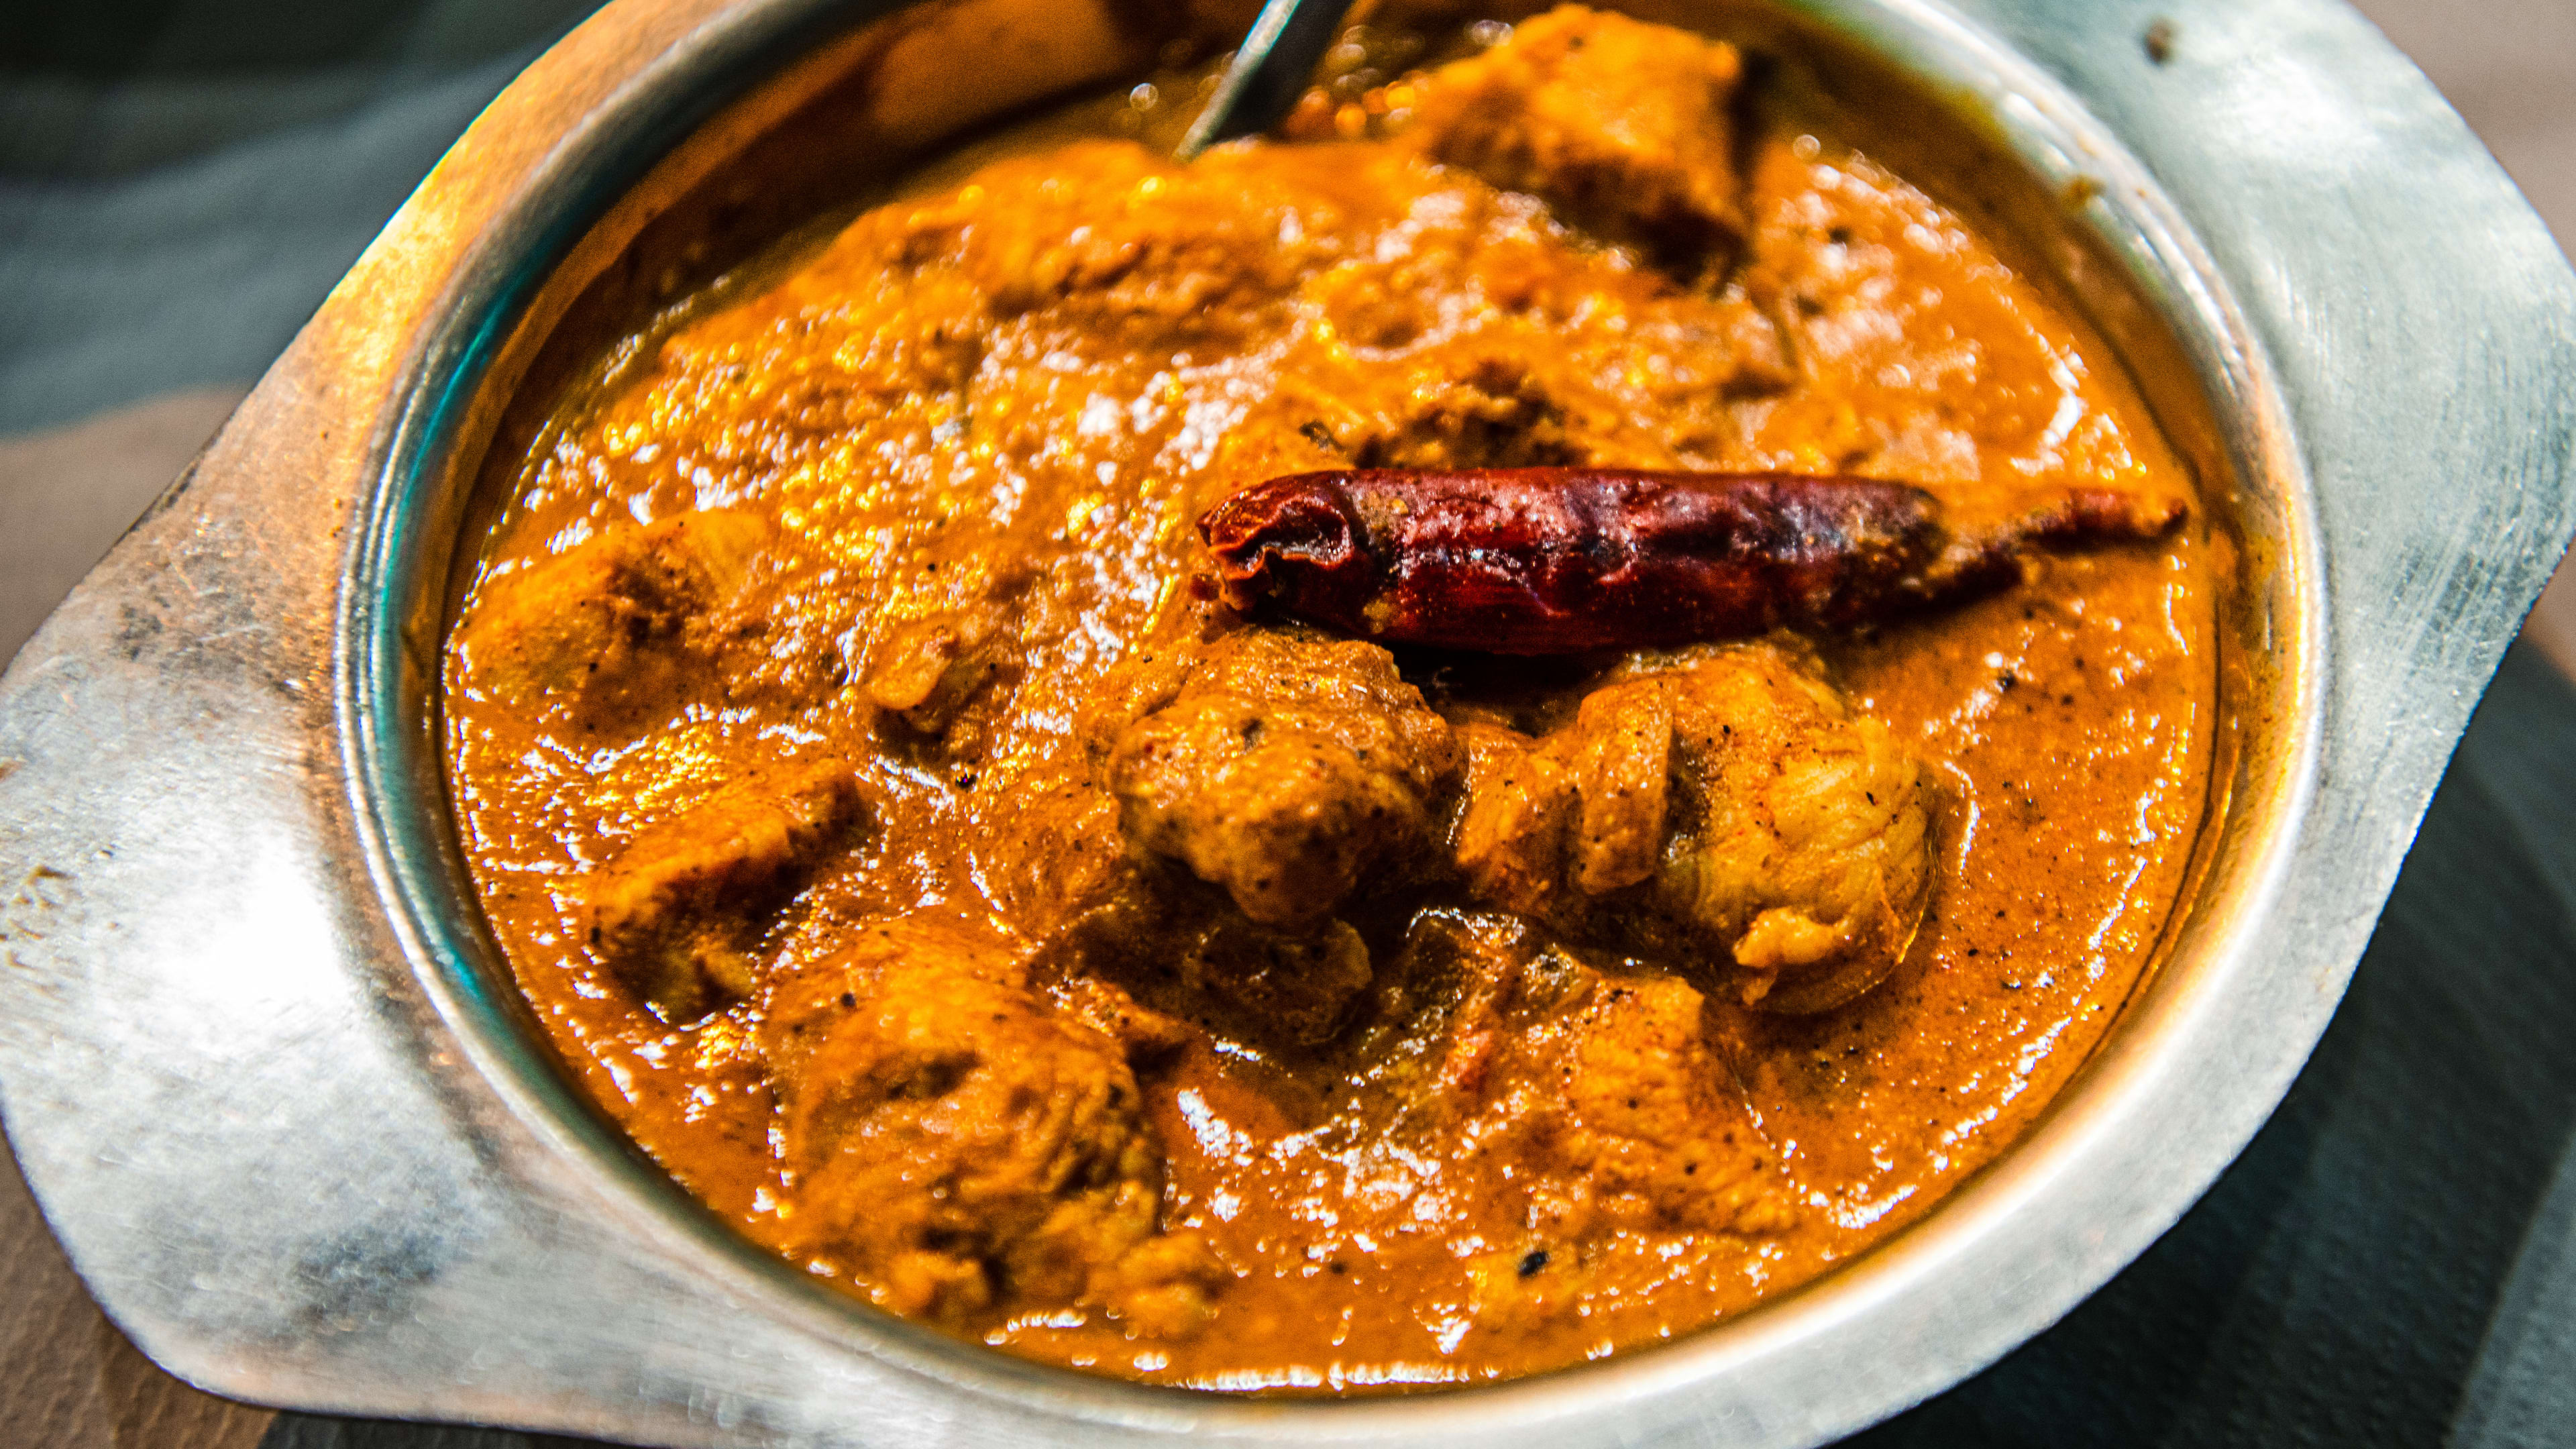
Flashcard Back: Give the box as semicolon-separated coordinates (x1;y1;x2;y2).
443;5;2216;1390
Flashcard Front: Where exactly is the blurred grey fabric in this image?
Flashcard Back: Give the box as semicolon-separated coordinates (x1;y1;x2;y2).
0;0;596;435
0;1;2571;1446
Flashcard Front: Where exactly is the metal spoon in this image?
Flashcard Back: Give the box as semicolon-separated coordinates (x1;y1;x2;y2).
1175;0;1361;160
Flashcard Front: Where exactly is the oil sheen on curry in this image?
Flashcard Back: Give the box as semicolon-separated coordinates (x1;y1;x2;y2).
445;7;2216;1390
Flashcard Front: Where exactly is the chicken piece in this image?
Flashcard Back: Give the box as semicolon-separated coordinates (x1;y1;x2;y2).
1551;975;1792;1232
1352;354;1583;471
921;142;1341;331
584;764;864;1022
1642;643;1933;1011
1405;6;1748;278
1052;974;1197;1067
1453;641;1933;1012
1108;628;1460;928
1342;916;1798;1298
1183;916;1375;1049
764;913;1226;1336
865;606;1014;737
1029;852;1376;1059
1367;908;1574;1116
453;509;778;736
1561;684;1673;894
1458;971;1792;1338
861;561;1040;741
1452;690;1675;907
1452;726;1578;916
1444;947;1792;1244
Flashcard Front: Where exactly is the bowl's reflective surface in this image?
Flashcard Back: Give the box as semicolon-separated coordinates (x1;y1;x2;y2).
0;1;2569;1445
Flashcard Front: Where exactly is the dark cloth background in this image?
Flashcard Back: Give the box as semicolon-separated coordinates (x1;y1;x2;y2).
3;1;2572;1444
0;0;593;435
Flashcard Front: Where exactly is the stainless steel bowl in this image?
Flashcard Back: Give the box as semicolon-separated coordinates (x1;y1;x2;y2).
2;0;2569;1444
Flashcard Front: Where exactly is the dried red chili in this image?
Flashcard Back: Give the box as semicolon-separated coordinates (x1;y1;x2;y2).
1200;468;2183;654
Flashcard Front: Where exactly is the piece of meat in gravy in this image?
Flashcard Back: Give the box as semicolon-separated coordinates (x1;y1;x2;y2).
1108;628;1460;930
1357;909;1579;1120
1450;641;1933;1011
1539;972;1794;1236
1644;643;1933;1010
1560;683;1677;895
452;509;821;735
902;140;1342;333
763;912;1226;1336
862;580;1027;741
584;763;865;1021
1463;972;1796;1336
1051;973;1197;1067
1350;352;1585;471
1406;5;1749;279
1183;914;1375;1048
1034;862;1384;1056
1370;910;1791;1334
1453;725;1580;917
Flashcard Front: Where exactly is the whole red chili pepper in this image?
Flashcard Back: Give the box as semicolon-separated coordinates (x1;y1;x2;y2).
1200;469;2182;654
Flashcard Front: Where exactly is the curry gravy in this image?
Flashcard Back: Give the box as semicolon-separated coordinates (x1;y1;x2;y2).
443;6;2214;1390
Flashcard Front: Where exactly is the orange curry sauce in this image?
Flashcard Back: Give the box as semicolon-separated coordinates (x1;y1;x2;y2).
443;7;2214;1391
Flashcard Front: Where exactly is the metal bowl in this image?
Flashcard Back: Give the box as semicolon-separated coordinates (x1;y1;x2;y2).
1;0;2569;1444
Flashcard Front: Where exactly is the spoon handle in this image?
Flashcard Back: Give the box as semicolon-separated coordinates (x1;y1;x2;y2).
1175;0;1358;160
